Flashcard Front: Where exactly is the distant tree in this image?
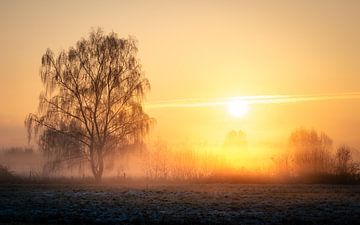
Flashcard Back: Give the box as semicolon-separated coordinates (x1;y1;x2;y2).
222;130;248;169
288;128;333;176
335;145;353;176
272;154;291;178
2;146;34;156
223;130;247;150
25;28;153;182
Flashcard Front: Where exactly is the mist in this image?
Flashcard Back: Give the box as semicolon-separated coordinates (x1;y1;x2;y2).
2;128;359;184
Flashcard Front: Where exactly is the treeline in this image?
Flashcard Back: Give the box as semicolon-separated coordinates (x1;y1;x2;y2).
273;128;360;183
133;128;360;183
0;147;43;175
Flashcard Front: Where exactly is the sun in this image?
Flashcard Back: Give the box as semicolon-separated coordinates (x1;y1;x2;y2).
227;100;249;118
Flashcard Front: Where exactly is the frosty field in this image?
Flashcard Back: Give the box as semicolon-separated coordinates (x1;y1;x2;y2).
0;183;359;225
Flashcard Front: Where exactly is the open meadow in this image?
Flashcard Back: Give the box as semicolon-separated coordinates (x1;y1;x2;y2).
0;183;359;225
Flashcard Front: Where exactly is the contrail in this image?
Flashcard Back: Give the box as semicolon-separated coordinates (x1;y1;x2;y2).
145;92;360;109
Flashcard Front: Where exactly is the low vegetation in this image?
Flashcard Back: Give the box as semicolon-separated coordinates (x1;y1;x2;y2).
1;128;359;184
0;164;16;182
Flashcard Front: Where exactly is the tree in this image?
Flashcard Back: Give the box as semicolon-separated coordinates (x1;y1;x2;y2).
222;130;247;170
288;128;333;176
25;29;153;182
335;145;353;176
223;130;247;150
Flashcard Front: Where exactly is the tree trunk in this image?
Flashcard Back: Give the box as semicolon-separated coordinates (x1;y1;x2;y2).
90;149;104;182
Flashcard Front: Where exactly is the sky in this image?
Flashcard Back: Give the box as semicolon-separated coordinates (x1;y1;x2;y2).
1;0;360;151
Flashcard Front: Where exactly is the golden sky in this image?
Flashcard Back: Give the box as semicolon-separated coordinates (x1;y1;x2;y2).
1;0;360;150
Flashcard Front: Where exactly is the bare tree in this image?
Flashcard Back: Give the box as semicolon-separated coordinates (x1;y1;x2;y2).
25;28;153;181
272;153;291;178
288;128;333;176
335;145;353;176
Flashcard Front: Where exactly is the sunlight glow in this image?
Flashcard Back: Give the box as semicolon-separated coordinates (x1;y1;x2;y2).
227;101;249;118
145;92;360;109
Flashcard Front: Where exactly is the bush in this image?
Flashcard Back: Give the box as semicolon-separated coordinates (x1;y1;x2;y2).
0;164;16;182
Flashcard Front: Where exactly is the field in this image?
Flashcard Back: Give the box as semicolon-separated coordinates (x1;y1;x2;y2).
0;183;359;225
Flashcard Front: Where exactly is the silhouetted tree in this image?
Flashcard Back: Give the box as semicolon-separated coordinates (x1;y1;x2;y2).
25;28;153;182
288;128;333;176
335;145;353;176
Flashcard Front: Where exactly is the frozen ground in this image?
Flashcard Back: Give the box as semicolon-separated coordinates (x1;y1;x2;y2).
0;183;359;224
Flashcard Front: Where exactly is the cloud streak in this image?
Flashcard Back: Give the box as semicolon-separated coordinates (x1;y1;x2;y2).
145;92;360;109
